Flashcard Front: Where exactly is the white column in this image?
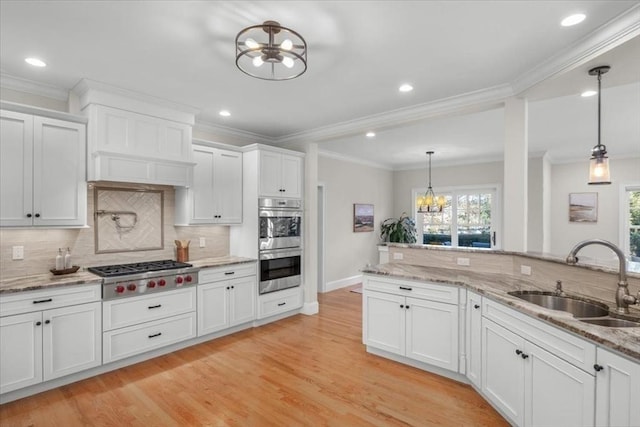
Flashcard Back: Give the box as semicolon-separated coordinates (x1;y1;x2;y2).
301;142;319;314
503;97;528;252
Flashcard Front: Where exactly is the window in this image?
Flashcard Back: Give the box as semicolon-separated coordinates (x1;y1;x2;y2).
414;186;500;249
622;186;640;262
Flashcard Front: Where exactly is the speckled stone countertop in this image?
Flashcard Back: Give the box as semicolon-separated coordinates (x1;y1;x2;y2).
362;263;640;361
0;256;257;295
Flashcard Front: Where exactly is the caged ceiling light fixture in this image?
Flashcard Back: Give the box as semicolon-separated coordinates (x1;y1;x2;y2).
587;65;612;185
235;20;307;81
417;151;445;213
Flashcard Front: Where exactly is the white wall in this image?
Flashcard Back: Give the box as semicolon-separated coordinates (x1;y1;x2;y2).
318;155;393;289
549;157;640;261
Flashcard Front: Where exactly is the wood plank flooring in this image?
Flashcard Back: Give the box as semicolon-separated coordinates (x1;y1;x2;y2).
0;286;508;426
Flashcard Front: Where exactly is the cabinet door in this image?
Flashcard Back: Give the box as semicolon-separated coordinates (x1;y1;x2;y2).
229;276;256;327
259;151;283;197
0;311;43;393
280;154;302;198
595;347;640;427
43;302;101;381
33;117;86;226
197;282;229;336
0;110;33;226
191;146;216;223
363;290;405;355
525;341;595;427
405;297;458;371
482;318;525;426
466;291;482;388
214;149;242;224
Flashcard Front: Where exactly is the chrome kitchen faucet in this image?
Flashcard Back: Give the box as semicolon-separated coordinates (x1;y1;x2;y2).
566;239;639;314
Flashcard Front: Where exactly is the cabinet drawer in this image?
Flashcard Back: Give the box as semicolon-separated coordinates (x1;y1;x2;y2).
258;287;302;319
0;285;101;317
103;288;196;331
199;263;257;283
483;299;596;373
364;276;458;304
103;312;196;364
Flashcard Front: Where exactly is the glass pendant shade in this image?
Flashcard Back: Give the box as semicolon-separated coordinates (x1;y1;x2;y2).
587;66;612;185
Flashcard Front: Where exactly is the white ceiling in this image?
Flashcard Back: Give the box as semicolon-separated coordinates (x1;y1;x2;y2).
1;1;639;169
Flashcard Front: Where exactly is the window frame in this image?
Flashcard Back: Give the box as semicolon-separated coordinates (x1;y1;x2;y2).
619;183;640;261
412;184;502;249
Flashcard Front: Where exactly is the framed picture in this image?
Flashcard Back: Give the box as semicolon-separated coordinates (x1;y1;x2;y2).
353;203;374;232
569;192;598;223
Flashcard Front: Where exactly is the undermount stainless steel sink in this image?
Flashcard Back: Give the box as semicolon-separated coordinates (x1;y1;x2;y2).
508;291;609;318
579;317;640;328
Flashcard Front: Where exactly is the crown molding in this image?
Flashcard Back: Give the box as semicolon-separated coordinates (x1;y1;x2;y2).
318;149;392;170
278;84;512;146
0;73;69;101
511;4;640;95
193;119;276;146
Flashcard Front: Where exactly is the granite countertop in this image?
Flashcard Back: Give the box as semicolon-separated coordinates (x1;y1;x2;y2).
0;256;257;295
362;263;640;361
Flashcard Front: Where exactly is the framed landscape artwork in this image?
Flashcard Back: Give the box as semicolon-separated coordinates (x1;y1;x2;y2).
569;192;598;223
353;203;374;232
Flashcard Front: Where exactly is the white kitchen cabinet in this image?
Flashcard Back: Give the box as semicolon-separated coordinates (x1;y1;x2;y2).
259;150;303;198
482;317;596;427
257;286;303;319
363;276;459;372
175;143;242;225
0;300;101;394
465;291;482;388
1;110;86;227
197;263;257;336
594;347;640;427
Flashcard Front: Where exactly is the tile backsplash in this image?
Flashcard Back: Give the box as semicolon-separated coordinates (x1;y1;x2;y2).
0;184;230;279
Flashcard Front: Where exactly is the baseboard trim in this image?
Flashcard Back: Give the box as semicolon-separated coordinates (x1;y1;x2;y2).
324;274;363;293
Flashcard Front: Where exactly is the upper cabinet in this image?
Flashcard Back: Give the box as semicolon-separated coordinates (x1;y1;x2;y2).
1;109;87;227
175;142;243;225
72;79;196;187
259;150;303;198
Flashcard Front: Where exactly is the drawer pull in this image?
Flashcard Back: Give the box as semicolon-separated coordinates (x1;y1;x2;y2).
148;332;162;339
148;304;162;309
33;298;53;304
225;271;235;275
277;302;286;307
399;286;412;291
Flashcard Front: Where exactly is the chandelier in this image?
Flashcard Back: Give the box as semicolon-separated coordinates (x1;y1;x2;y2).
417;151;445;213
587;65;611;185
235;20;307;81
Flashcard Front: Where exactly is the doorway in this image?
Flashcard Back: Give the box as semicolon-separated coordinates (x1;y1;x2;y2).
317;183;326;293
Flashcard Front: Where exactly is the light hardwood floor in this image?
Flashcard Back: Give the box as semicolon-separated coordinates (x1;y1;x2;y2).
0;286;508;426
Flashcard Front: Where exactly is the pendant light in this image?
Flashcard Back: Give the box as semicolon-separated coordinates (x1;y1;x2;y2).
588;66;611;185
417;151;445;213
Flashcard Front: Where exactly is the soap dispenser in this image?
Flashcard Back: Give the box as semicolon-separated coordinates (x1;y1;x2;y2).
64;247;72;269
55;248;64;270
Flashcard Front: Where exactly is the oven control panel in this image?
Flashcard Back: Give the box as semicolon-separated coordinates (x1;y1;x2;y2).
103;272;198;300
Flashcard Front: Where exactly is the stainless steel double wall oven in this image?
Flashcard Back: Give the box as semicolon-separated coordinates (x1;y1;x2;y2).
258;198;302;294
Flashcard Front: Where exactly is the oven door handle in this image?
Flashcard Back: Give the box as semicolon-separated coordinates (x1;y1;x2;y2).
259;210;302;218
260;249;302;260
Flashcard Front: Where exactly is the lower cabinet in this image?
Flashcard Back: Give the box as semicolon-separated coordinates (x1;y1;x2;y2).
482;317;595;427
197;263;257;335
0;301;102;394
465;291;482;388
257;286;303;319
595;347;640;427
102;287;197;363
363;276;459;372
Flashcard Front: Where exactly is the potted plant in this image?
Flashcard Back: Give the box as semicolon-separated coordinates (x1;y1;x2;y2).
380;212;417;243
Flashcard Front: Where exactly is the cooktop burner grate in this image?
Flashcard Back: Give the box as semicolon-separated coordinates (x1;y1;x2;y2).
88;260;193;277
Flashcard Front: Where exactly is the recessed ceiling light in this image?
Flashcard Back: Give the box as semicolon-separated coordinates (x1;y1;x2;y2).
561;14;586;27
399;84;413;93
25;57;46;67
366;131;376;138
219;110;231;117
581;90;597;97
